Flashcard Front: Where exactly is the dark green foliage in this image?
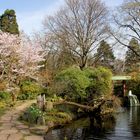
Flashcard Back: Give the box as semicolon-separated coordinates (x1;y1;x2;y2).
125;38;140;72
50;66;112;102
18;81;44;100
0;9;19;34
53;67;90;101
21;104;44;124
84;67;113;99
0;91;11;100
127;72;140;99
113;84;123;97
94;40;115;71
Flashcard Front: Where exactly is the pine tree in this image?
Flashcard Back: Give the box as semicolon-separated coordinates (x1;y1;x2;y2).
94;40;115;70
0;9;19;34
125;38;140;72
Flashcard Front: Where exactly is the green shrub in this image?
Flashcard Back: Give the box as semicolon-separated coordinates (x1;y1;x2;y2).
52;66;90;101
44;107;74;124
0;101;6;108
18;81;44;100
84;67;113;99
0;91;11;100
49;66;112;102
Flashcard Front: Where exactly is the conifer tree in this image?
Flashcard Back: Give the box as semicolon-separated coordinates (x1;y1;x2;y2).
0;9;19;34
94;40;115;70
125;38;140;72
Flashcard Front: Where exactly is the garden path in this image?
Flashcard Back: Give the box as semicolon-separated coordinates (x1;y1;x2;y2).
0;100;44;140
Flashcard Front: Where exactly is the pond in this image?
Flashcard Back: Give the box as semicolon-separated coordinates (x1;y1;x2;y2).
44;107;140;140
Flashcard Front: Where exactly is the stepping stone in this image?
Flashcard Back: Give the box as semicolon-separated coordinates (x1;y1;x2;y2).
24;135;44;140
0;129;18;134
20;129;30;135
8;133;23;140
0;125;12;129
16;124;29;130
30;126;48;135
1;116;11;122
14;121;23;125
0;134;8;140
1;122;14;128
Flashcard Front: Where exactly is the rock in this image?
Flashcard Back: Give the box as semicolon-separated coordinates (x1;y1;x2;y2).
24;135;44;140
20;129;30;135
14;120;23;125
8;133;23;140
30;126;48;135
16;124;29;130
37;116;45;125
0;123;13;129
47;121;54;128
21;112;29;121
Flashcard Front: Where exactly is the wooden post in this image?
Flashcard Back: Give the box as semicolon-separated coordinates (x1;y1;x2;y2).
42;94;46;111
122;80;126;97
37;95;43;109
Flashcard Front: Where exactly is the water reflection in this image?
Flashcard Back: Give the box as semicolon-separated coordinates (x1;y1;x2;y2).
44;107;140;140
130;107;140;138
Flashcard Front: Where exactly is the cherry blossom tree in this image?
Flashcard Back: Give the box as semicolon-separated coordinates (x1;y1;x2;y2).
0;31;45;91
17;34;45;80
0;31;19;85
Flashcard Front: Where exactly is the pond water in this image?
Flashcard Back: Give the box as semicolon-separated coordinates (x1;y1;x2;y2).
44;107;140;140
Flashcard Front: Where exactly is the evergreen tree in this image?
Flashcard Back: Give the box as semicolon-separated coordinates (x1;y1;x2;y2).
0;9;19;34
94;40;115;70
125;38;140;72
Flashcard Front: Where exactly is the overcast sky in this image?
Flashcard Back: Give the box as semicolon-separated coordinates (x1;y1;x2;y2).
0;0;123;35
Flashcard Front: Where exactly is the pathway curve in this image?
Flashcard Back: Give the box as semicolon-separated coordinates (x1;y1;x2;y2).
0;100;44;140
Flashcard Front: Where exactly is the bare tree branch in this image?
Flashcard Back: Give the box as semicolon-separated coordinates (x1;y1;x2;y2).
43;0;108;69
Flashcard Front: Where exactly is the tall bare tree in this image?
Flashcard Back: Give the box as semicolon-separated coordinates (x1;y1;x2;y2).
112;0;140;59
43;0;108;69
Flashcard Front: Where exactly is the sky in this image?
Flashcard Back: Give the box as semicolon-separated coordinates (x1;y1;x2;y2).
0;0;123;35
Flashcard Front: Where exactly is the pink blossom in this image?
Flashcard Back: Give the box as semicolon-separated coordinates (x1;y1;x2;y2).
0;31;45;85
